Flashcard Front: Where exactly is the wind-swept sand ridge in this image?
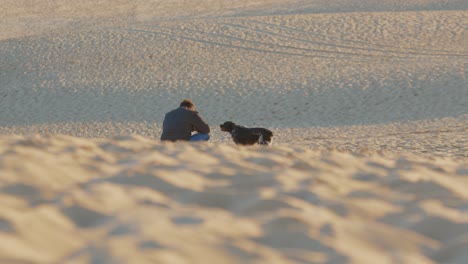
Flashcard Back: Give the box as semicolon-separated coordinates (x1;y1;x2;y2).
0;135;467;264
0;1;467;263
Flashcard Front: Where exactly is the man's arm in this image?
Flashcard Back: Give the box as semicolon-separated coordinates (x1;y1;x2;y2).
191;112;210;134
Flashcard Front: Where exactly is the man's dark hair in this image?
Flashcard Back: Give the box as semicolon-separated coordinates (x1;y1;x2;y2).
180;99;195;109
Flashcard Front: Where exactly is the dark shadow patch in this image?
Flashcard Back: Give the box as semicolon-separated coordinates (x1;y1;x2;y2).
320;223;335;237
430;237;468;264
1;183;55;207
255;232;325;251
89;247;116;264
346;191;384;199
61;206;113;228
1;183;41;203
325;202;348;217
171;216;204;226
353;172;380;181
139;199;170;208
0;217;14;233
108;224;138;236
59;246;119;264
138;240;165;250
287;190;321;205
225;243;260;261
177;191;240;210
366;161;392;170
412;217;468;242
234;198;296;216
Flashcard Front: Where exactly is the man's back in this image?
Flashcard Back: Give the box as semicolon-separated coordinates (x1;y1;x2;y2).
160;107;210;141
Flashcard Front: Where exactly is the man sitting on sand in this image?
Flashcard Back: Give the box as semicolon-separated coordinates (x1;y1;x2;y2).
160;99;211;142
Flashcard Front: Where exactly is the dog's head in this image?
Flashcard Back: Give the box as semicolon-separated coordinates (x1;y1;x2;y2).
220;121;236;132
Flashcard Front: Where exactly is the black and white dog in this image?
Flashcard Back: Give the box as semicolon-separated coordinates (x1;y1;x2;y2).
220;121;273;146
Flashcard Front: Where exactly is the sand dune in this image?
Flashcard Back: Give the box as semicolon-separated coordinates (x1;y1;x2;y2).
1;1;467;263
2;1;466;40
0;135;467;264
1;9;466;129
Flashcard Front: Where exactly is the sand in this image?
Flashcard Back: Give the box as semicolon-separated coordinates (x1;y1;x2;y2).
0;1;467;263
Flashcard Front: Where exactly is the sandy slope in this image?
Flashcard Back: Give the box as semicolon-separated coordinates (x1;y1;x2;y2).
1;10;466;127
0;135;467;264
2;1;466;40
0;1;467;263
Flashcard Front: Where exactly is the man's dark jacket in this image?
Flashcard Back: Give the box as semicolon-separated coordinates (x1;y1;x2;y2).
160;107;210;141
